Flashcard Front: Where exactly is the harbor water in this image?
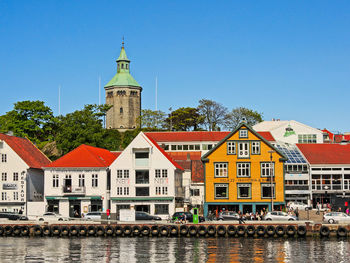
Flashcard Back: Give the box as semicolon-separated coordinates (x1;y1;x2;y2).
0;237;349;263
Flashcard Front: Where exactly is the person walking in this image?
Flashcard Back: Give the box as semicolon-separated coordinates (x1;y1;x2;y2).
238;213;245;224
316;202;320;215
294;207;299;220
346;207;349;215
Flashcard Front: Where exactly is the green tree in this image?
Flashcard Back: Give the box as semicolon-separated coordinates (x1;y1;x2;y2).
139;109;166;130
198;99;228;131
0;100;57;143
55;104;121;155
165;107;204;131
224;107;263;130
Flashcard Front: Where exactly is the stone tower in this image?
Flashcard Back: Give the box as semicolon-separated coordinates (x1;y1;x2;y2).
104;43;142;131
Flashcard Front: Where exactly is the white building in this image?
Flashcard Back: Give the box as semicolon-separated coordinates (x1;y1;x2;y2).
43;144;118;217
109;132;184;219
0;133;51;215
253;120;324;144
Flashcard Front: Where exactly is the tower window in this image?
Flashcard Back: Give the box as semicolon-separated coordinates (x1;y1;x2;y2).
121;64;124;69
120;107;123;114
107;92;113;98
126;64;128;69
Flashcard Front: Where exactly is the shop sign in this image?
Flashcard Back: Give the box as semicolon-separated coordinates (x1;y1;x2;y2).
2;183;18;190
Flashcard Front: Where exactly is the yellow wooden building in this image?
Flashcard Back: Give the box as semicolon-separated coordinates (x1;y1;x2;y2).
202;123;287;216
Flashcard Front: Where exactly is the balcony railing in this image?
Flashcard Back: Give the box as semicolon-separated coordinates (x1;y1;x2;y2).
311;184;342;191
62;186;86;195
285;185;309;191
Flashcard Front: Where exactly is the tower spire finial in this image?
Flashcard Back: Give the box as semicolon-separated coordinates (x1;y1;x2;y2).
122;36;124;48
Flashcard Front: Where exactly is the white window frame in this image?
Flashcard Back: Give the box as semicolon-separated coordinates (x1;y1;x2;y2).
1;154;7;162
92;174;98;187
237;183;251;199
261;162;275;177
79;174;85;187
261;183;275;198
214;184;229;199
162;187;168;195
117;170;123;178
237;163;250;177
239;129;248;138
1;173;7;181
227;141;236;154
214;163;228;178
123;170;129;178
251;141;260;155
52;175;59;188
162;169;168;178
238;142;250;158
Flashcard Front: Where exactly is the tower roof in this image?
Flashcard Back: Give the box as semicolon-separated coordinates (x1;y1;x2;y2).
105;44;141;88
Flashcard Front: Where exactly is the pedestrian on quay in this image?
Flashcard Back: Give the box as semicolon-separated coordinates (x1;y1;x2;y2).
346;207;349;215
294;208;299;220
238;213;245;224
316;202;320;215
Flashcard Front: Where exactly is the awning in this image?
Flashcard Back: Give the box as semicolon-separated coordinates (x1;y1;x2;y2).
46;196;101;200
111;197;174;201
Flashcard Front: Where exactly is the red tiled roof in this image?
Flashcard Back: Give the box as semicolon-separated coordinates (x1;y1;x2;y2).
256;131;275;142
322;129;334;141
191;160;204;183
167;151;202;161
0;133;51;169
145;131;275;142
297;144;350;164
143;134;184;171
46;144;117;168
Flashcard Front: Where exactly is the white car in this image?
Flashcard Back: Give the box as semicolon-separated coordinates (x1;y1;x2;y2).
83;211;102;221
323;212;350;224
287;202;311;211
38;212;67;221
263;211;297;221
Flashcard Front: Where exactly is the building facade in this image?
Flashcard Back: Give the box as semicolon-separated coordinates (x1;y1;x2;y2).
43;145;118;217
297;144;350;210
109;132;184;219
105;43;142;131
253;120;324;144
0;133;51;215
202;124;287;216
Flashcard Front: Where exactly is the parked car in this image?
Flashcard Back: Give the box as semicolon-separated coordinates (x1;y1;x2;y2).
287;202;312;211
135;211;161;221
38;212;67;221
0;212;28;221
323;212;350;224
172;212;205;223
217;211;240;221
83;212;102;221
263;211;297;221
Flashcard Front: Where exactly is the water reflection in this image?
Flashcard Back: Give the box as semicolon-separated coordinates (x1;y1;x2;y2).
0;237;349;262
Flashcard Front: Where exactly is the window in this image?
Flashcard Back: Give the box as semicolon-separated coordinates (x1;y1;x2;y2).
123;170;129;178
79;174;85;187
1;154;7;162
202;144;213;150
155;204;169;215
239;129;248;138
190;189;200;196
117;170;123;178
135;152;149;166
162;169;168;178
123;187;129;195
107;91;113;98
238;142;249;158
92;174;98;187
52;175;59;188
171;145;176;151
13;173;18;181
261;163;274;177
183;145;188;150
214;163;228;177
237;163;250;177
117;187;123;195
298;134;317;143
2;173;7;181
189;145;194;150
136;170;149;184
120;107;123;114
215;184;228;198
251;142;260;154
261;184;275;198
155;169;161;178
162;187;168;195
1;192;7;201
177;145;183;150
195;145;200;150
155;186;161;195
237;184;251;198
227;141;236;154
13;192;18;201
136;187;149;196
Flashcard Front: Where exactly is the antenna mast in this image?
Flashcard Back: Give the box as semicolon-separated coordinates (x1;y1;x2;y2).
58;85;61;115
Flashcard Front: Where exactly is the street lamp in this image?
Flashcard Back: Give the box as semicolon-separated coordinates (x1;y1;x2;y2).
268;150;275;211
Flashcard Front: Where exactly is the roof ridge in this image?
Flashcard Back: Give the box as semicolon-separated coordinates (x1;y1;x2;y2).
24;136;51;163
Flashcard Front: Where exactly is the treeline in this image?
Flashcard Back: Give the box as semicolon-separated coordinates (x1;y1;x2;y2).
0;100;262;159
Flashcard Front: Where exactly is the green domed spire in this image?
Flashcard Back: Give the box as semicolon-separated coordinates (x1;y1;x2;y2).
105;41;141;88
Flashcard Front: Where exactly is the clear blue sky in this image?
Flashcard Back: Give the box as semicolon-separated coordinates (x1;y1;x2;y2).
1;1;349;132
